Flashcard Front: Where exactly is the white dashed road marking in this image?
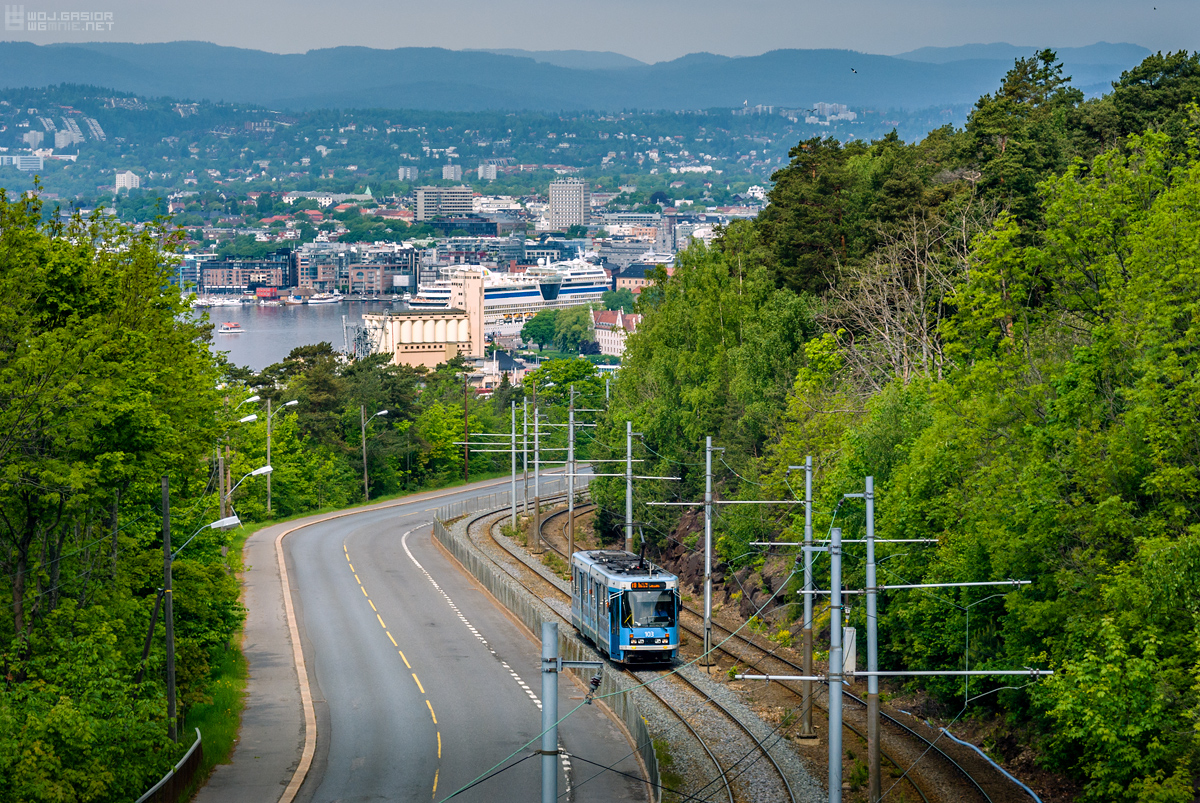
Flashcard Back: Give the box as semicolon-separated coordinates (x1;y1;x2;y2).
401;525;574;798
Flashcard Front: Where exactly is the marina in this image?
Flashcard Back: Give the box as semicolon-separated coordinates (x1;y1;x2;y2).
197;298;396;370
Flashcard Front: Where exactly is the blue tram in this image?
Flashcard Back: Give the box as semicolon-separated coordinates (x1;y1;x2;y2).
571;550;680;664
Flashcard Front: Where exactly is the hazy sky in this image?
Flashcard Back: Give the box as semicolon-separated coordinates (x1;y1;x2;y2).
1;0;1193;60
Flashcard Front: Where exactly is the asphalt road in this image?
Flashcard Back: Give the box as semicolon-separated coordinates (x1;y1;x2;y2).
281;483;644;803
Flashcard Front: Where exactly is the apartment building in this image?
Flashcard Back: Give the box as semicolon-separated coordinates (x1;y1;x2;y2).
549;178;590;230
115;170;141;191
415;185;473;221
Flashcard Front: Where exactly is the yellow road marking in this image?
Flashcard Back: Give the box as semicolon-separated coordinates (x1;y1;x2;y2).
437;732;442;759
412;673;424;694
377;614;387;629
387;631;397;646
426;700;437;724
399;651;411;668
354;573;361;584
348;563;355;572
433;768;439;796
369;599;377;611
361;586;368;597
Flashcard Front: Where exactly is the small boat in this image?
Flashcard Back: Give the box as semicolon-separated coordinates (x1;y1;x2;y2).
284;294;306;305
308;292;344;305
218;322;244;334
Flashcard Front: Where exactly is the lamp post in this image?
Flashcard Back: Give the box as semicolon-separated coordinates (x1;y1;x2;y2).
160;477;243;741
226;395;260;516
360;407;388;501
219;412;258;517
265;399;298;516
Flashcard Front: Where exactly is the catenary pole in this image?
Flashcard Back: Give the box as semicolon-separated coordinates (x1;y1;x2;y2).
865;475;880;802
162;476;177;742
533;404;541;553
624;421;633;552
802;455;815;737
829;526;843;803
568;385;576;557
541;621;559;803
511;402;518;530
523;400;529;517
703;436;713;668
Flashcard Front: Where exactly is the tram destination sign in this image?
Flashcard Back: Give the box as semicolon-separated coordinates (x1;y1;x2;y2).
630;581;666;590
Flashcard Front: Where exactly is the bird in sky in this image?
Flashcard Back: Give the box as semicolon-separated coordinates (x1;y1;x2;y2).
851;68;858;74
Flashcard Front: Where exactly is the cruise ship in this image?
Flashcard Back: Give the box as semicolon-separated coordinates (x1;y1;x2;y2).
408;259;609;336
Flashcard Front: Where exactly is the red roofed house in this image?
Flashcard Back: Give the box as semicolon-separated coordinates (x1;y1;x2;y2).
591;308;642;358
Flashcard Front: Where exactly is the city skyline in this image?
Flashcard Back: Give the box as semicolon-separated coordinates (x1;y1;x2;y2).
0;0;1193;63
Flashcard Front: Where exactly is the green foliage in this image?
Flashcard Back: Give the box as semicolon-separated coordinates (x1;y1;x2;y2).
521;308;557;351
602;288;636;313
596;52;1200;797
552;305;596;352
0;189;232;800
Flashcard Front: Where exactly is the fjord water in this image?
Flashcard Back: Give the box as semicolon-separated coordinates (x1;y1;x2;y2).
201;300;396;371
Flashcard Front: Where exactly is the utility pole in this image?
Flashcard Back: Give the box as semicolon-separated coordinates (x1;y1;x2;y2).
701;436;718;668
624;421;633;552
360;405;369;501
464;376;470;484
217;446;226;518
567;385;576;557
511;402;518;530
865;476;880;802
605;375;610;401
162;476;177;742
829;526;843;803
266;398;272;516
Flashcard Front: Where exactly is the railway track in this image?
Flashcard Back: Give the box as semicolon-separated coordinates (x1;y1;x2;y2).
462;506;798;803
536;504;1023;803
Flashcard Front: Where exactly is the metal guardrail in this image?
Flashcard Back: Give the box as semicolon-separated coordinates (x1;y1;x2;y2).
432;506;660;803
136;728;203;803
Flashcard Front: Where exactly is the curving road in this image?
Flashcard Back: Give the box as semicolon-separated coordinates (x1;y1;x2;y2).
198;478;644;803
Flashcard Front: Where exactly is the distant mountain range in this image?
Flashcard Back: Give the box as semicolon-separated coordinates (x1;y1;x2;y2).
0;41;1151;112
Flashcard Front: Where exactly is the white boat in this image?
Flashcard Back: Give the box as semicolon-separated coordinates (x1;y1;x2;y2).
308;292;344;305
217;321;244;334
410;258;609;336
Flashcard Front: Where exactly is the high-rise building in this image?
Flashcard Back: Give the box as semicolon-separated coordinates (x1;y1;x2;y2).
22;130;43;149
415;185;473;221
549;178;590;230
477;163;497;181
442;163;463;181
115;170;141;191
397;166;418;181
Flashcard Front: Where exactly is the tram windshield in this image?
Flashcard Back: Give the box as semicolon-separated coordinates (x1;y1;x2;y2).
622;590;676;628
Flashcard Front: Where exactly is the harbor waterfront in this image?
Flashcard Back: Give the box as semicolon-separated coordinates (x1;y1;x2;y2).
201;299;397;371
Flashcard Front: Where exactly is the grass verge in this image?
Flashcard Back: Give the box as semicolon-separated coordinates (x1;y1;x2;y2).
181;643;249;794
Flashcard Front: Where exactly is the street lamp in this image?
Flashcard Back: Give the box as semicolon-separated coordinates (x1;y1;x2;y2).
266;399;299;516
223;465;272;520
360;408;388;501
158;478;247;742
